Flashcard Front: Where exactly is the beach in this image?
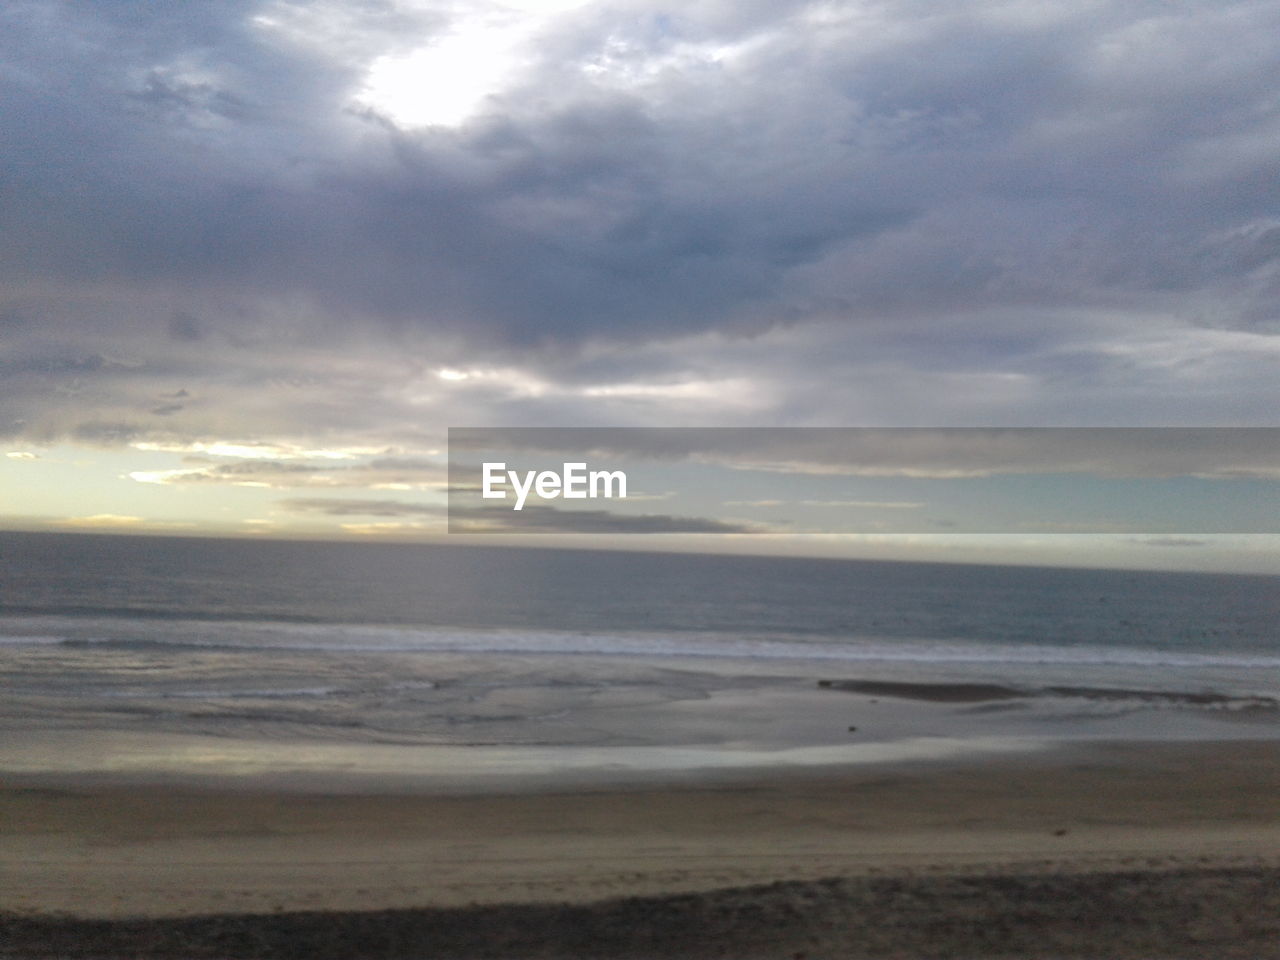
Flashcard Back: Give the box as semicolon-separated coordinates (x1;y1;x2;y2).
4;739;1279;957
4;539;1280;956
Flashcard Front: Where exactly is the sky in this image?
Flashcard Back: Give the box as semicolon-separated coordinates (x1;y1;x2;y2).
2;0;1279;571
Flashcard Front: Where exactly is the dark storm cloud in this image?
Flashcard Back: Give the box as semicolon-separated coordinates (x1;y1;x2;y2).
2;0;1279;446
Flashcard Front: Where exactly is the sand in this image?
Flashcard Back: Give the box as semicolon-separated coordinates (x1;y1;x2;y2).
2;739;1279;957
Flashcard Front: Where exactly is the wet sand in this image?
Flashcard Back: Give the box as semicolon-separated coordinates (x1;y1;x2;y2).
2;739;1278;957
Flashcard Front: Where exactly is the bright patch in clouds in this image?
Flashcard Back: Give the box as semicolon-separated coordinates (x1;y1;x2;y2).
51;515;196;531
131;441;377;460
350;0;762;128
579;379;758;402
56;514;145;528
358;32;522;128
355;0;594;128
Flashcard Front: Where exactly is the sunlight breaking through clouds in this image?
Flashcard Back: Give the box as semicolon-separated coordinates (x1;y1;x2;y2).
352;0;595;127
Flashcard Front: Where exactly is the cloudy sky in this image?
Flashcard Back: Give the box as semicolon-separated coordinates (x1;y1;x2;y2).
2;0;1278;569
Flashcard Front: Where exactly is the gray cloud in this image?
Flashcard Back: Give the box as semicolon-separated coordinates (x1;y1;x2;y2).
135;458;447;489
449;505;754;535
2;0;1279;450
449;427;1280;480
280;495;749;533
280;497;444;517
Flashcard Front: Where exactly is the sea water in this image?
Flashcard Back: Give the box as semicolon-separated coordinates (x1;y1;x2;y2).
1;532;1277;787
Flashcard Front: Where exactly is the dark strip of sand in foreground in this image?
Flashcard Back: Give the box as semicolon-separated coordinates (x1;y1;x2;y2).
4;867;1279;959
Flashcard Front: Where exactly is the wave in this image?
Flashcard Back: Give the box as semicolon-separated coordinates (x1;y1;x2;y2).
2;618;1279;670
96;686;348;700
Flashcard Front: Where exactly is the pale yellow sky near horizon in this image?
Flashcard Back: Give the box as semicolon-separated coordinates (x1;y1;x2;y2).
6;442;1280;575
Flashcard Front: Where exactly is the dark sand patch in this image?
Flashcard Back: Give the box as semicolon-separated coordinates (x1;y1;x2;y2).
817;679;1026;702
3;867;1278;959
817;678;1279;708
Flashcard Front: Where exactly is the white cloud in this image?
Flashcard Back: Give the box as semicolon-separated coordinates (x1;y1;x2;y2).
51;514;196;530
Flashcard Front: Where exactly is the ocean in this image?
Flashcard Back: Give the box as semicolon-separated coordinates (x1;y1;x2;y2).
2;531;1278;789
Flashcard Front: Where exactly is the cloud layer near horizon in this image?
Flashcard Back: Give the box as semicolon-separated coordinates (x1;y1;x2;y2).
3;0;1280;459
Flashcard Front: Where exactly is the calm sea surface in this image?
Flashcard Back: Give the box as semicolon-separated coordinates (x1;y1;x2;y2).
2;532;1278;784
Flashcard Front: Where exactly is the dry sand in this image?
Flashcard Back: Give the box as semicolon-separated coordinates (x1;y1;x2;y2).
2;739;1278;957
